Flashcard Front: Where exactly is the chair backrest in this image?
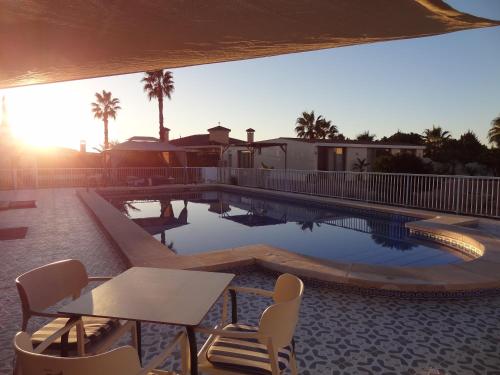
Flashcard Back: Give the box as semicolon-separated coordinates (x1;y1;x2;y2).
259;274;304;349
272;273;304;304
14;332;142;375
16;260;89;327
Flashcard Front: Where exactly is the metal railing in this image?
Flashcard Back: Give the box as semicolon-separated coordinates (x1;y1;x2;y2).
218;168;500;218
0;167;214;189
1;166;499;218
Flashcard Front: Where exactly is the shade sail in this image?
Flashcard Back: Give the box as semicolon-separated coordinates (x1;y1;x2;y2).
1;0;498;89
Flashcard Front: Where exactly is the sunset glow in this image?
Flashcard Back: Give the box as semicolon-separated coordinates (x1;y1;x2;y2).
0;82;114;150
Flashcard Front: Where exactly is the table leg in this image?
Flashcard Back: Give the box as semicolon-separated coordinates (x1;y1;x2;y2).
136;321;142;364
60;331;69;357
229;289;238;324
186;326;198;375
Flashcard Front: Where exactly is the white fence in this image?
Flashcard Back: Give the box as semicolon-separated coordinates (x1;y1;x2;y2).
1;167;499;218
0;167;210;189
218;168;500;218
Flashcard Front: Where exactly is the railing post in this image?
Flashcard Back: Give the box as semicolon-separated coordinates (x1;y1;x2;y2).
34;168;39;188
12;169;17;190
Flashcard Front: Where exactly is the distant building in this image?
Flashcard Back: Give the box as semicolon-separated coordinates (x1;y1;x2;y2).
254;138;425;171
170;125;260;167
109;136;186;167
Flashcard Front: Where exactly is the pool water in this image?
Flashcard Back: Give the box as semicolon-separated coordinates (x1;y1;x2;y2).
107;190;468;267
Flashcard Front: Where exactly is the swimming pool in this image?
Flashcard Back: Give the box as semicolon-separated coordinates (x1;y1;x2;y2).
107;190;470;267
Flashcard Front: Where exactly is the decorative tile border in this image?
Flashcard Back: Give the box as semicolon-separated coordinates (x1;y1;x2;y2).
408;228;484;259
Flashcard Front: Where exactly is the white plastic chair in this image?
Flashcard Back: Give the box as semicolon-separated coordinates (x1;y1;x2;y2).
192;273;304;375
14;330;183;375
16;259;137;356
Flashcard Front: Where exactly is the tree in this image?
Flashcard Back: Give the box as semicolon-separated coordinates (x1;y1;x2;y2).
315;119;339;140
352;158;369;172
142;70;174;142
456;131;487;164
381;131;424;145
91;90;121;151
488;116;500;147
324;121;339;140
423;125;451;146
356;131;376;142
295;111;327;140
373;153;431;174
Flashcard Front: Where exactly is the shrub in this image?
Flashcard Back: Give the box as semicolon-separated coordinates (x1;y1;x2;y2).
373;153;432;174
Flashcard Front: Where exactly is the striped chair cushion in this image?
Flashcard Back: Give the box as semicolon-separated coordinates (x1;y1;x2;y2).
31;316;119;350
206;323;291;375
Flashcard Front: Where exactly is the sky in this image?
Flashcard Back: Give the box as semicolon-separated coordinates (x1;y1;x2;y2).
0;0;499;151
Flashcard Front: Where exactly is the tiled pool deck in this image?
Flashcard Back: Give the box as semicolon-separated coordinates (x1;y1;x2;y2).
0;188;499;374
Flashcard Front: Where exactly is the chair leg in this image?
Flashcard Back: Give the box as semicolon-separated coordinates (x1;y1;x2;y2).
180;333;190;375
289;352;298;375
76;320;85;356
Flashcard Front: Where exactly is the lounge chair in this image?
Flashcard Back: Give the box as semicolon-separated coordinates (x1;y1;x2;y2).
14;330;182;375
192;273;304;375
16;259;137;356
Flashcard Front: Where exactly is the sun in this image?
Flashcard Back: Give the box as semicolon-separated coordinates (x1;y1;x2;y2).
0;82;103;150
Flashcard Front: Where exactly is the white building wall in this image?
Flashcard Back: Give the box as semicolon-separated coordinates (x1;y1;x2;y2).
254;139;317;170
253;138;425;171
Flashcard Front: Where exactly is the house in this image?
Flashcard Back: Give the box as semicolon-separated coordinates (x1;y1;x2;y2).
170;125;285;168
253;138;425;171
109;136;187;167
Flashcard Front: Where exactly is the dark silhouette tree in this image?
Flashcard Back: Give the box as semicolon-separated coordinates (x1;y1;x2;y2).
295;111;321;139
373;153;431;174
294;111;338;140
352;158;369;172
381;131;424;145
456;131;487;164
488;116;500;147
142;70;174;142
356;131;376;142
322;120;339;140
91;90;121;151
423;125;451;146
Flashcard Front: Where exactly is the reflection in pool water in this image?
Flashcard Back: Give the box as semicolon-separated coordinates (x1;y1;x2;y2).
107;190;470;267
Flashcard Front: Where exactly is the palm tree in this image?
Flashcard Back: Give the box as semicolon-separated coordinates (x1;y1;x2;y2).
142;70;174;142
356;131;376;142
91;91;121;151
352;158;370;172
295;111;319;139
423;125;451;146
295;111;337;140
488;116;500;147
316;119;339;140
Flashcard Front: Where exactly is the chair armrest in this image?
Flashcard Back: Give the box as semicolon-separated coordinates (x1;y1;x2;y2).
88;276;113;282
228;286;274;298
34;317;81;354
137;332;184;375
